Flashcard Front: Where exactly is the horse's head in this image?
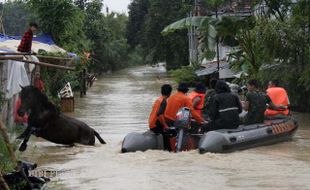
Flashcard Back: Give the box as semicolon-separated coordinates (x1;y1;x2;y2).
18;85;45;116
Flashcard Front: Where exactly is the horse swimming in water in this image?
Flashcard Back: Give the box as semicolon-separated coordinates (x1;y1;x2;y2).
17;86;106;151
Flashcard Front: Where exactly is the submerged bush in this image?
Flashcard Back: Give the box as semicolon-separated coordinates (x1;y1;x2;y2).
170;64;200;85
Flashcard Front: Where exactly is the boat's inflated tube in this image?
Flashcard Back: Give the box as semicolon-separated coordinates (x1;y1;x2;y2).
121;130;163;153
199;119;298;154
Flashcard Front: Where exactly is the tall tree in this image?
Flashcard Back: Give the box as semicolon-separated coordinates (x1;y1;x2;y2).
28;0;89;51
0;1;30;36
74;0;89;10
126;0;150;48
142;0;193;69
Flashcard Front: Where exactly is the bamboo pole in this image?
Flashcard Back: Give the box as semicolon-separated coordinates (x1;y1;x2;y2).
0;56;23;61
0;52;34;56
0;56;75;71
0;121;32;188
36;55;73;61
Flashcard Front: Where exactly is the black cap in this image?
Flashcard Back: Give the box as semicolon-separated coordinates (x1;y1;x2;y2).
177;82;189;93
195;83;206;93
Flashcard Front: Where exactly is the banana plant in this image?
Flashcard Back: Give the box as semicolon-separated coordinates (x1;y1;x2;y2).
161;15;260;75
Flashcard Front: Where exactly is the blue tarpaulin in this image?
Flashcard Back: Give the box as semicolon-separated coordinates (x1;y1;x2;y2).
12;34;56;45
0;34;16;42
0;33;78;56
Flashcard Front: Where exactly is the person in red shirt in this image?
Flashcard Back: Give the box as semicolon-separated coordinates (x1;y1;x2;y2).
34;72;45;92
17;22;38;53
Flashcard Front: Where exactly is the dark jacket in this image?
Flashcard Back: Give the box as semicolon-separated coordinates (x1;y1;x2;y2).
208;81;242;130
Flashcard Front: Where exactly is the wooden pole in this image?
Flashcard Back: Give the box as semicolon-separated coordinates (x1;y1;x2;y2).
0;57;75;71
80;71;83;98
83;69;87;96
0;121;32;188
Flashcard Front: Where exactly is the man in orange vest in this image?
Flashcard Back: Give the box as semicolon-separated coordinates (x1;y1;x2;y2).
164;83;204;127
265;80;290;116
149;84;172;134
188;83;206;117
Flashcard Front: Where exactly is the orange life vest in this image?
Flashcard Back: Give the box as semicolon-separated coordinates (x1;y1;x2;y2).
188;91;205;116
149;96;165;129
164;92;202;123
265;87;289;116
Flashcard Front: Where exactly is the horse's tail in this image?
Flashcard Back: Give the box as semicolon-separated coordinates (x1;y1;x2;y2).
94;131;106;144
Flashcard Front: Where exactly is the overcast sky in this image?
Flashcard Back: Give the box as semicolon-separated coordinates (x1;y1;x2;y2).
104;0;130;14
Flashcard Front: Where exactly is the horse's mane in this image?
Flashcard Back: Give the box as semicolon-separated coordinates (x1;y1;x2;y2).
26;86;59;114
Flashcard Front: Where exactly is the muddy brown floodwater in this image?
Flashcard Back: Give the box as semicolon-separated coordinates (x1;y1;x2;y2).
21;66;310;190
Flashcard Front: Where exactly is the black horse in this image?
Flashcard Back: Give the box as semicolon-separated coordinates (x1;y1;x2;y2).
17;86;106;152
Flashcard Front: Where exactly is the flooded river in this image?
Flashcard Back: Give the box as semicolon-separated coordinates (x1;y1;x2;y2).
23;66;310;190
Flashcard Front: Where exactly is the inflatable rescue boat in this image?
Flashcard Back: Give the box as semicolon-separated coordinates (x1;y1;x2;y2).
121;108;298;154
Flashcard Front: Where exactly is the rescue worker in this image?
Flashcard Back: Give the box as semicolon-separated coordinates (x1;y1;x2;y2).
243;79;286;125
188;83;206;117
164;83;204;127
149;84;172;134
265;80;290;117
203;79;217;118
208;80;242;130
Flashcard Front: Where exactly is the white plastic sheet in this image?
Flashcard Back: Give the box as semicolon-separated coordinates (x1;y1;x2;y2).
6;59;30;99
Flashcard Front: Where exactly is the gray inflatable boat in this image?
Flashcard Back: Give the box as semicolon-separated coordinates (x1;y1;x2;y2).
199;118;298;153
121;131;164;153
122;117;298;154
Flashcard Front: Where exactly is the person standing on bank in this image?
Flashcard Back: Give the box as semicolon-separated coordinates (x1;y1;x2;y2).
17;22;38;53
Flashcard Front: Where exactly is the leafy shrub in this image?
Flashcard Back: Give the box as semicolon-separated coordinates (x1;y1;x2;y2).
170;64;200;85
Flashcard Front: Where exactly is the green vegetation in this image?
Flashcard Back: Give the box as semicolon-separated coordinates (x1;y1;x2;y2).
126;0;192;70
162;0;310;110
0;0;145;100
170;64;200;85
0;137;15;173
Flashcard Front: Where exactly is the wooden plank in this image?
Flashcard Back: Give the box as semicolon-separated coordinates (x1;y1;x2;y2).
60;97;75;112
0;57;75;71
